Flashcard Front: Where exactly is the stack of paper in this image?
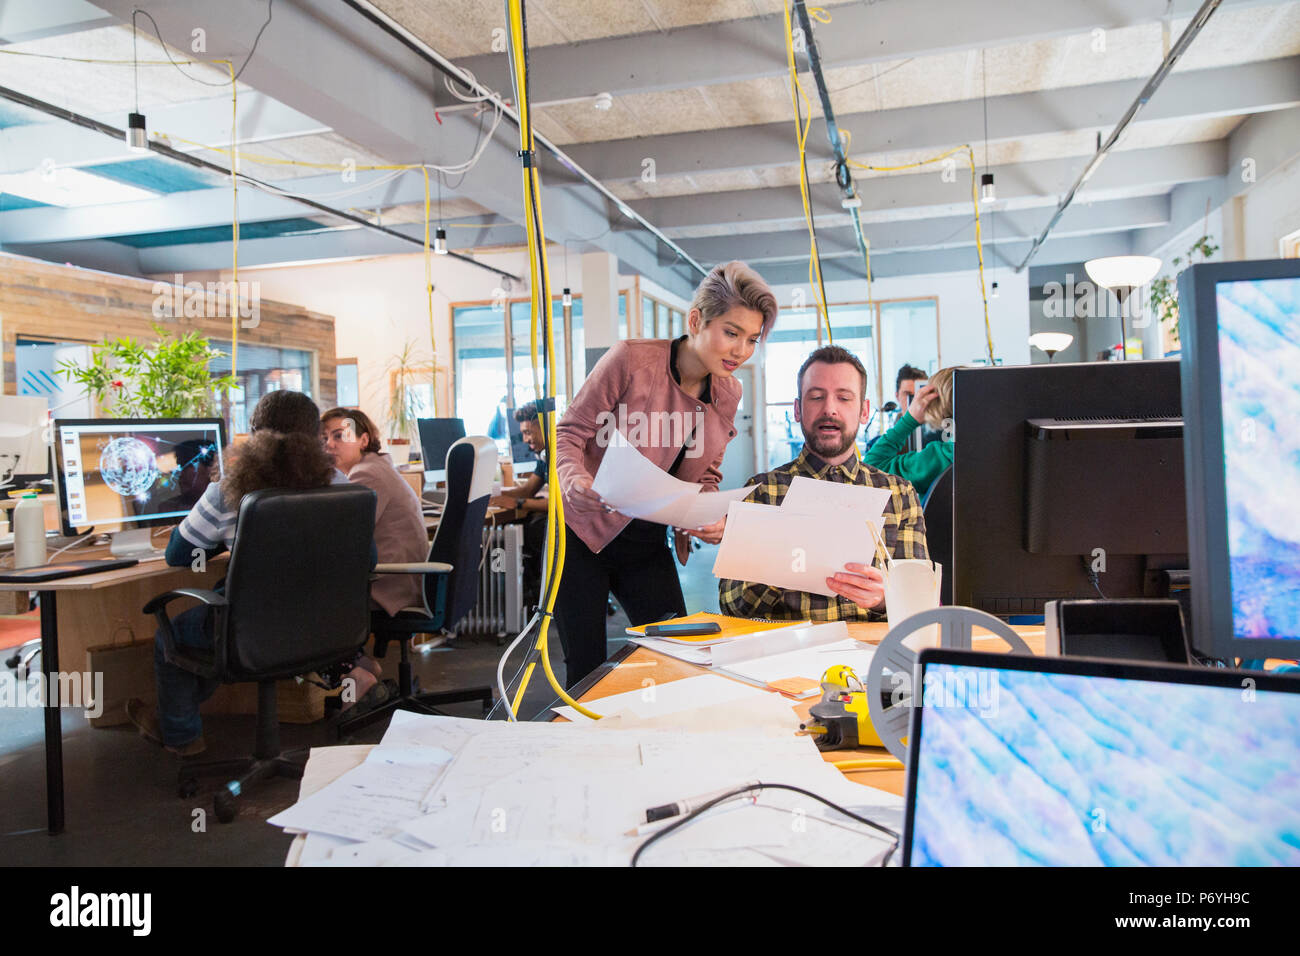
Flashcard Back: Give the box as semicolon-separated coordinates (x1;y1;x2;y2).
712;476;891;596
717;637;877;698
273;708;904;868
591;432;755;528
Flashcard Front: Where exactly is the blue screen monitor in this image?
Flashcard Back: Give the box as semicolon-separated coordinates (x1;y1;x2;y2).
1179;259;1300;660
52;418;226;546
903;649;1300;866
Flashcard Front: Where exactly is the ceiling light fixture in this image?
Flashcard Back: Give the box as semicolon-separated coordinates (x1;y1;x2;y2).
127;12;148;152
593;92;613;111
981;173;996;203
434;174;447;254
0;168;160;207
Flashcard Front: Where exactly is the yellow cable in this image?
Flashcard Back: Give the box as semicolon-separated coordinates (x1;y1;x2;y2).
223;59;238;381
0;50;198;65
503;0;599;721
783;0;832;345
832;758;904;771
846;143;996;362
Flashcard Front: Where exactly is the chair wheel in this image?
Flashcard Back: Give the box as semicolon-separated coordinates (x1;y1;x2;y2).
178;776;198;799
214;788;238;824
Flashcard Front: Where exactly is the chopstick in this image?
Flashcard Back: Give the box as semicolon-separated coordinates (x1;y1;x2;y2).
866;520;893;573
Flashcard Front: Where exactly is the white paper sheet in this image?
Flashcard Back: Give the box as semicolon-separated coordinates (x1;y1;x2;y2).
717;637;876;688
590;431;754;528
780;475;892;522
552;673;771;722
712;500;884;597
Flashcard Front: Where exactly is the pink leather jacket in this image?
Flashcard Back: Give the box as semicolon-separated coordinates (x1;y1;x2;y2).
555;339;742;554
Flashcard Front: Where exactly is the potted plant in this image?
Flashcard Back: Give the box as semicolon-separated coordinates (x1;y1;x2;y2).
383;340;434;467
59;325;238;418
1148;235;1219;354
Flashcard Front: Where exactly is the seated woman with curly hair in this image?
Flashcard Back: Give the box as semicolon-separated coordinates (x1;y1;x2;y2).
125;390;374;755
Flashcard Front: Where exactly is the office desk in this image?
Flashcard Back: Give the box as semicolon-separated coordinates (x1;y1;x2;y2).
0;548;228;835
565;622;1046;798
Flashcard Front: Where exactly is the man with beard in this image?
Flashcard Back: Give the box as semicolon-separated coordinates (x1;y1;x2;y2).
718;345;929;621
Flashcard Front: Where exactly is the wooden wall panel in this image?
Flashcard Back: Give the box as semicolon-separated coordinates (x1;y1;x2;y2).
0;253;338;410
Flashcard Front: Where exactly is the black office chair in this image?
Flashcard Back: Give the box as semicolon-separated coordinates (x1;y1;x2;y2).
144;484;377;823
337;436;497;735
921;463;954;606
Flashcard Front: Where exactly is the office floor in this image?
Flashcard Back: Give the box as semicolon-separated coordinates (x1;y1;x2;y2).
0;545;722;865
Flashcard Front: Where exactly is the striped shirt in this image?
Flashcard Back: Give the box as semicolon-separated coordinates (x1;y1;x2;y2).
717;448;929;622
176;470;349;552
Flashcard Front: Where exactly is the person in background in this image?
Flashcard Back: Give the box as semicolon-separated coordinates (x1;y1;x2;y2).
554;260;779;688
321;407;428;701
865;363;928;452
863;365;957;500
719;346;929;621
126;391;361;756
490;400;550;609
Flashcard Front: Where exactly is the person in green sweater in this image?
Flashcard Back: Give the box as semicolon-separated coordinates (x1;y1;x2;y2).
864;365;956;499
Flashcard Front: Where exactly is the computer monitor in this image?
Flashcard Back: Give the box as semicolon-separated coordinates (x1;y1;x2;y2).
1179;258;1300;662
951;361;1187;616
52;418;226;557
903;649;1300;866
0;395;51;488
417;417;466;484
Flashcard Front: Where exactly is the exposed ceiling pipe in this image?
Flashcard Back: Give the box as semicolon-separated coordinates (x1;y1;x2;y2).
1015;0;1222;272
792;0;873;282
342;0;708;279
0;82;523;283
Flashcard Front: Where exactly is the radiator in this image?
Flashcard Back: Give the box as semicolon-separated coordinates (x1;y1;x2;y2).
461;524;525;639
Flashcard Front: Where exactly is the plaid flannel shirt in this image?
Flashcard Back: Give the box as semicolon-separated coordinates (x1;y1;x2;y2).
717;448;930;622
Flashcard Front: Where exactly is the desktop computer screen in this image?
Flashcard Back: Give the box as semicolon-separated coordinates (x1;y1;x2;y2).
951;361;1187;616
903;650;1300;866
417;417;466;482
53;418;226;535
0;395;51;488
1180;259;1300;661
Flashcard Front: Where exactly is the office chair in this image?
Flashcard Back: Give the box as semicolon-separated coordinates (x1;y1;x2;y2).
144;484;376;823
337;436;497;735
921;464;954;606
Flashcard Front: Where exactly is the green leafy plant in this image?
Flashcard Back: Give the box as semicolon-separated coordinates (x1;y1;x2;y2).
1148;235;1219;347
384;339;434;441
59;325;238;418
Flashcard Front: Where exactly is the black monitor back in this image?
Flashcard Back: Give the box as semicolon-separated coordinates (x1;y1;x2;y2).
417;417;466;471
952;361;1186;616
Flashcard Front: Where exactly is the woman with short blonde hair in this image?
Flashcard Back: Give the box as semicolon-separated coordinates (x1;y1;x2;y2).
552;260;778;687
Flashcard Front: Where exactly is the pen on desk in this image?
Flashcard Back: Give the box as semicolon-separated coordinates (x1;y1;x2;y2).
642;780;761;824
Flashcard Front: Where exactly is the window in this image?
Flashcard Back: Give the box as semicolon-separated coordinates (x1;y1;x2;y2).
15;336;92;417
209;340;314;435
336;359;359;407
452;302;509;437
453;293;585;436
762;308;824;469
